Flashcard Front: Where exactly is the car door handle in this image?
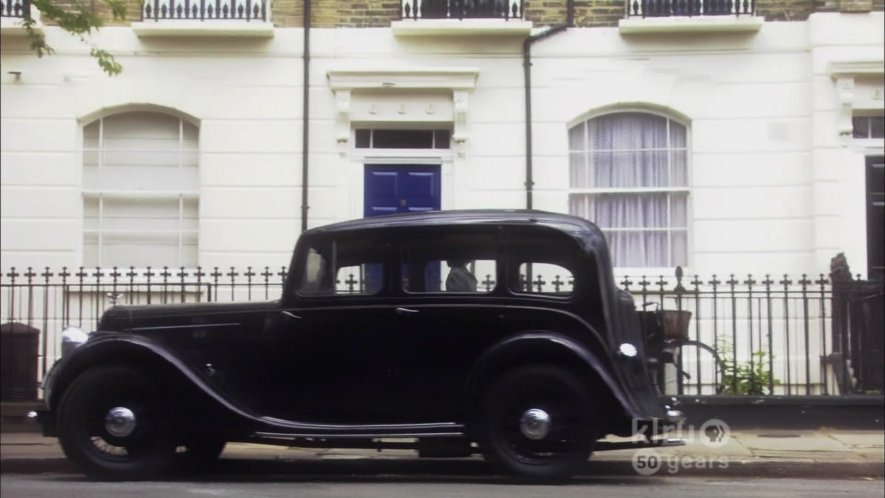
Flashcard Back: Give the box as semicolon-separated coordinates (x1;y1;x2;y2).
281;311;302;320
395;307;419;316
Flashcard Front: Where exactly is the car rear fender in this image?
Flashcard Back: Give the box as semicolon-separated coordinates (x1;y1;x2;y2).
467;331;642;420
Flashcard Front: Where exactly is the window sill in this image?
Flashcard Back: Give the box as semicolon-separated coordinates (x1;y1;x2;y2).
618;16;763;35
131;20;274;38
391;18;532;37
82;190;199;200
1;17;42;37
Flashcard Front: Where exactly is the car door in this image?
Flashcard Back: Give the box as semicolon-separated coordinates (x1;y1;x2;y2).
266;233;402;424
387;228;507;422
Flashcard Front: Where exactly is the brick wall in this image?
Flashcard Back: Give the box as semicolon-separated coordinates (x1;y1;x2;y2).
308;0;399;27
757;0;816;20
33;0;883;30
272;0;305;27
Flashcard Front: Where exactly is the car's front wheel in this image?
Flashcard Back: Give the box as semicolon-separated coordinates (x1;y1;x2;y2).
57;365;177;480
480;365;598;481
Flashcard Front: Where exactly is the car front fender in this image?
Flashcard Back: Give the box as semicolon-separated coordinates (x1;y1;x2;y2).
45;333;257;424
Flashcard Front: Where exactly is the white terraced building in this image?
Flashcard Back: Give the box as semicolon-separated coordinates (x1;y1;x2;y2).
0;0;883;396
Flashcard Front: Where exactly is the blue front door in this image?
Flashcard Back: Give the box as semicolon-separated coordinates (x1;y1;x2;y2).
364;165;441;218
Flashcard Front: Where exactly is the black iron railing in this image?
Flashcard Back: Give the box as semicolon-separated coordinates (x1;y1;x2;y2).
142;0;266;21
0;0;30;18
626;0;755;18
628;269;835;397
401;0;522;20
2;265;881;398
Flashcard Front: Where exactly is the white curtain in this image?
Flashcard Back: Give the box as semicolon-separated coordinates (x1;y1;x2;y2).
569;113;688;268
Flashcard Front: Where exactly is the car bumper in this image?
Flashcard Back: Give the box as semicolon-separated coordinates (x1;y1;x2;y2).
27;410;56;437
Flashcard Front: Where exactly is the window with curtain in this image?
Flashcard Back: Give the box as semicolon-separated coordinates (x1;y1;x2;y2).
568;112;689;268
82;111;199;268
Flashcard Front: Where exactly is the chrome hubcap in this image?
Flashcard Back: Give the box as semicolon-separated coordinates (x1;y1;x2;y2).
519;408;551;440
104;407;136;438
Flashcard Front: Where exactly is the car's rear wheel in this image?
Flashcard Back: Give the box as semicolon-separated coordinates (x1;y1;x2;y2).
480;365;597;481
57;365;176;480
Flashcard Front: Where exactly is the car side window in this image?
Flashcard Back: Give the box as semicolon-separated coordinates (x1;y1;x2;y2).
508;232;578;297
297;238;385;296
516;263;574;295
401;233;498;293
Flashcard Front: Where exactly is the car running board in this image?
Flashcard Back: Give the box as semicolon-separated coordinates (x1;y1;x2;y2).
594;437;685;452
255;416;466;439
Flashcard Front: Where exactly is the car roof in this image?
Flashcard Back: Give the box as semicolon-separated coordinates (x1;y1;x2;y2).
304;210;605;248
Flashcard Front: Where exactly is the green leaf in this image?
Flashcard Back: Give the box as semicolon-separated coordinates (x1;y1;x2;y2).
25;0;125;76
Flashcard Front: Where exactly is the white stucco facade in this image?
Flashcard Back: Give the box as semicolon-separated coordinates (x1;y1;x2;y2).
1;12;883;277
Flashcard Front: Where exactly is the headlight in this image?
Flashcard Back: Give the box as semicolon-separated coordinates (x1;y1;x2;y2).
61;327;89;357
618;342;638;358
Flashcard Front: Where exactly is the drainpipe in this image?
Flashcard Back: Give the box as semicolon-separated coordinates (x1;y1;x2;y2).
301;0;312;232
523;0;574;210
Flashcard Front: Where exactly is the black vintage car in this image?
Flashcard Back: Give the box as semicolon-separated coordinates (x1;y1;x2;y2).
35;210;681;480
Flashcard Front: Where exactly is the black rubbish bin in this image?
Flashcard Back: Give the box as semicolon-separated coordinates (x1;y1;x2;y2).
0;322;40;401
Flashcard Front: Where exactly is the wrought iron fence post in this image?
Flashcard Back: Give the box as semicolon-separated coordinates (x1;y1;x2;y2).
6;267;19;323
210;267;222;303
277;266;287;294
245;266;255;301
145;266;154;305
227;267;238;301
727;274;738;393
76;267;86;322
262;266;272;300
744;274;756;392
815;273;830;395
160;266;172;304
194;267;205;303
691;274;702;393
126;267;137;306
91;267;101;330
763;274;774;395
800;274;811;395
60;267;70;328
780;274;793;395
40;267;52;379
179;267;188;303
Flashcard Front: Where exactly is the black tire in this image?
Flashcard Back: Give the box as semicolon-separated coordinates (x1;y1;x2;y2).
56;365;177;480
479;365;597;481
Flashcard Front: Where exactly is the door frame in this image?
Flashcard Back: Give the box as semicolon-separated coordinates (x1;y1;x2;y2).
348;151;455;222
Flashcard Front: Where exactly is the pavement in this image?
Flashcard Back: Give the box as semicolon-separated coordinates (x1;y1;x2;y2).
1;428;883;479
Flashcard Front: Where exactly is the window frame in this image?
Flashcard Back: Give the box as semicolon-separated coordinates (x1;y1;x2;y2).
567;109;692;271
81;111;200;269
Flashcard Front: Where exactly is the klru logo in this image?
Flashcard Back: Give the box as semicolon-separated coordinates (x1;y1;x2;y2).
632;417;731;448
630;418;731;476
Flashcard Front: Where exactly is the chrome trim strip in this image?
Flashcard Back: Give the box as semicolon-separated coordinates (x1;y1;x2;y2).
259;416;464;432
129;323;241;332
254;431;464;440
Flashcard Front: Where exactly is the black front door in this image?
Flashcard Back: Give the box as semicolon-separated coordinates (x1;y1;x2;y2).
364;164;441;217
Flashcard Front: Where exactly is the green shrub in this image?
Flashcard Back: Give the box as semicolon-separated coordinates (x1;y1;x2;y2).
717;347;779;395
